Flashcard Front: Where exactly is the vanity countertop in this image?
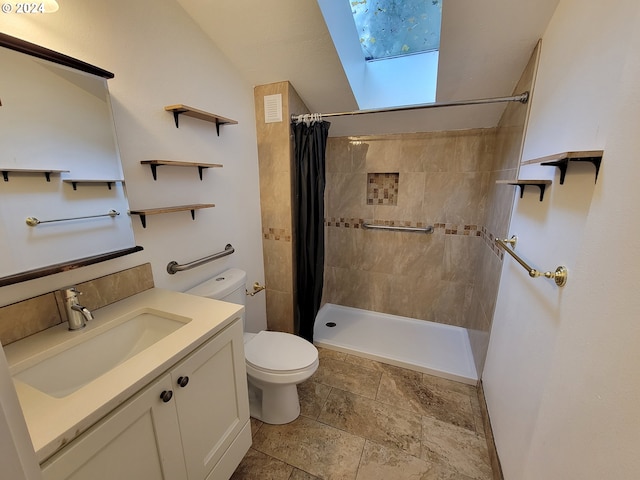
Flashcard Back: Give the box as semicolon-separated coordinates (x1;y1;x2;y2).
3;288;243;463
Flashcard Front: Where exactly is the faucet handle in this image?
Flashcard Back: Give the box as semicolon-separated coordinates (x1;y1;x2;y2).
62;286;81;300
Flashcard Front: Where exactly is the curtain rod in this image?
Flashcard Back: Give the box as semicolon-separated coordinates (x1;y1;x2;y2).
290;91;529;121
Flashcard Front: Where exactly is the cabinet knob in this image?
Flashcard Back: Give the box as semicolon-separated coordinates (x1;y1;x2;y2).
160;390;173;403
177;376;189;388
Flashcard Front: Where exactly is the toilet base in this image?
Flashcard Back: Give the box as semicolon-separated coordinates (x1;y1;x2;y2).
247;377;301;425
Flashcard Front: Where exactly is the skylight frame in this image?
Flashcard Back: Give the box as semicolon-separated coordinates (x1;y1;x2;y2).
350;0;442;62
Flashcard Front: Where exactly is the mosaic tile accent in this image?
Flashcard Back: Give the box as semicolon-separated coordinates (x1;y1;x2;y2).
262;227;292;242
367;172;399;205
324;218;503;260
480;226;504;260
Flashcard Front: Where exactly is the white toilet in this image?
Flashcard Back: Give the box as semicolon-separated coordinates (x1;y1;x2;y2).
185;268;319;425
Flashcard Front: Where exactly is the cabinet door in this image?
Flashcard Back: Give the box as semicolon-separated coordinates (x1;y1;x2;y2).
40;374;188;480
172;319;250;480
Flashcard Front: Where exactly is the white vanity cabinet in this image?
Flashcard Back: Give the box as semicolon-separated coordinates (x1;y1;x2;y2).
40;319;250;480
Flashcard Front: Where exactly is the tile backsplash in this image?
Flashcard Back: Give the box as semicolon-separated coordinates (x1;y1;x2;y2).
0;263;154;346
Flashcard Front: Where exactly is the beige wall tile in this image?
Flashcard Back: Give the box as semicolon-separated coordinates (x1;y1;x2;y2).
75;263;154;310
453;128;498;173
262;239;293;295
325;226;365;270
258;168;293;229
325;172;371;220
322;266;390;314
265;289;294;333
0;293;60;345
326;137;353;173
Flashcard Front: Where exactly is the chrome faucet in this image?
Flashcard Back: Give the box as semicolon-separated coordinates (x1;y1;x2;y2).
61;287;94;330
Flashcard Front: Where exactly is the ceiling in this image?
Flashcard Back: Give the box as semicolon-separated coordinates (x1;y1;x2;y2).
176;0;559;137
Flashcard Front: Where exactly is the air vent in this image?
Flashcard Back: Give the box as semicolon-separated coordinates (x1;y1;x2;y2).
264;94;282;123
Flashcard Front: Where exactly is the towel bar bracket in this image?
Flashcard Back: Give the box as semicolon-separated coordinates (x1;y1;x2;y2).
496;236;568;287
246;282;266;297
528;265;568;286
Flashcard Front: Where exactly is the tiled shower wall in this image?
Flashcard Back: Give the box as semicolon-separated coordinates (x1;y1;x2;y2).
322;128;497;327
322;42;539;373
466;41;540;372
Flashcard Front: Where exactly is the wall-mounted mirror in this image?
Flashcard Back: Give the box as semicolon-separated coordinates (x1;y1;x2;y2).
0;33;139;285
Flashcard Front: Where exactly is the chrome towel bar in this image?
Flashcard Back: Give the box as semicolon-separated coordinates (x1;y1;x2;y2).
362;222;434;234
166;243;234;275
496;236;567;287
26;210;119;226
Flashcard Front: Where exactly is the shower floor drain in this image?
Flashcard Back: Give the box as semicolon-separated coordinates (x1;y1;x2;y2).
325;322;337;327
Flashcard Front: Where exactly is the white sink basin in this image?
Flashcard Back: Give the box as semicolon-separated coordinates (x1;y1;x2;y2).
14;311;188;398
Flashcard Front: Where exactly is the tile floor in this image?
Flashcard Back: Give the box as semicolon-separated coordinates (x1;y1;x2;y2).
231;348;494;480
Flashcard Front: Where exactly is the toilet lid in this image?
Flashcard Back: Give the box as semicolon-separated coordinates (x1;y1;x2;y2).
244;331;318;372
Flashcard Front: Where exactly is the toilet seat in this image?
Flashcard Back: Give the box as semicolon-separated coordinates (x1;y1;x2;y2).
244;331;318;374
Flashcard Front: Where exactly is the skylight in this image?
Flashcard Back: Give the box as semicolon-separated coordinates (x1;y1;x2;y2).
317;0;441;109
351;0;442;61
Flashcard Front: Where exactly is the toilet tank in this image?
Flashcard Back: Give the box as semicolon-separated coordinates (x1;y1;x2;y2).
185;268;247;306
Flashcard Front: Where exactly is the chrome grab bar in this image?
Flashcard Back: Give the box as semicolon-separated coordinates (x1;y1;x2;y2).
362;222;434;234
166;243;234;274
26;210;119;226
495;236;568;287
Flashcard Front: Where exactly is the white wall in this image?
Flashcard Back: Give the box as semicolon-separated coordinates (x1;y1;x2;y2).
0;0;266;331
1;0;266;471
483;0;640;478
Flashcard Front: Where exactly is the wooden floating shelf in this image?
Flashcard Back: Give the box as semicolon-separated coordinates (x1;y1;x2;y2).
1;168;69;182
522;150;603;185
164;104;237;136
496;180;552;202
63;179;124;190
129;203;215;228
140;160;223;181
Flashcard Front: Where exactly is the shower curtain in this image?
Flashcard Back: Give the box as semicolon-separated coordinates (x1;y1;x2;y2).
292;117;330;342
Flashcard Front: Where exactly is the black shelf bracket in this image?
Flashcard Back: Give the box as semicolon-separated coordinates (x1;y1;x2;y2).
190;209;196;220
498;181;552;202
197;166;206;180
171;110;225;136
165;105;236;135
148;163;159;181
138;214;147;228
172;110;183;128
2;170;54;182
515;183;548;202
541;156;603;184
68;181;115;190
